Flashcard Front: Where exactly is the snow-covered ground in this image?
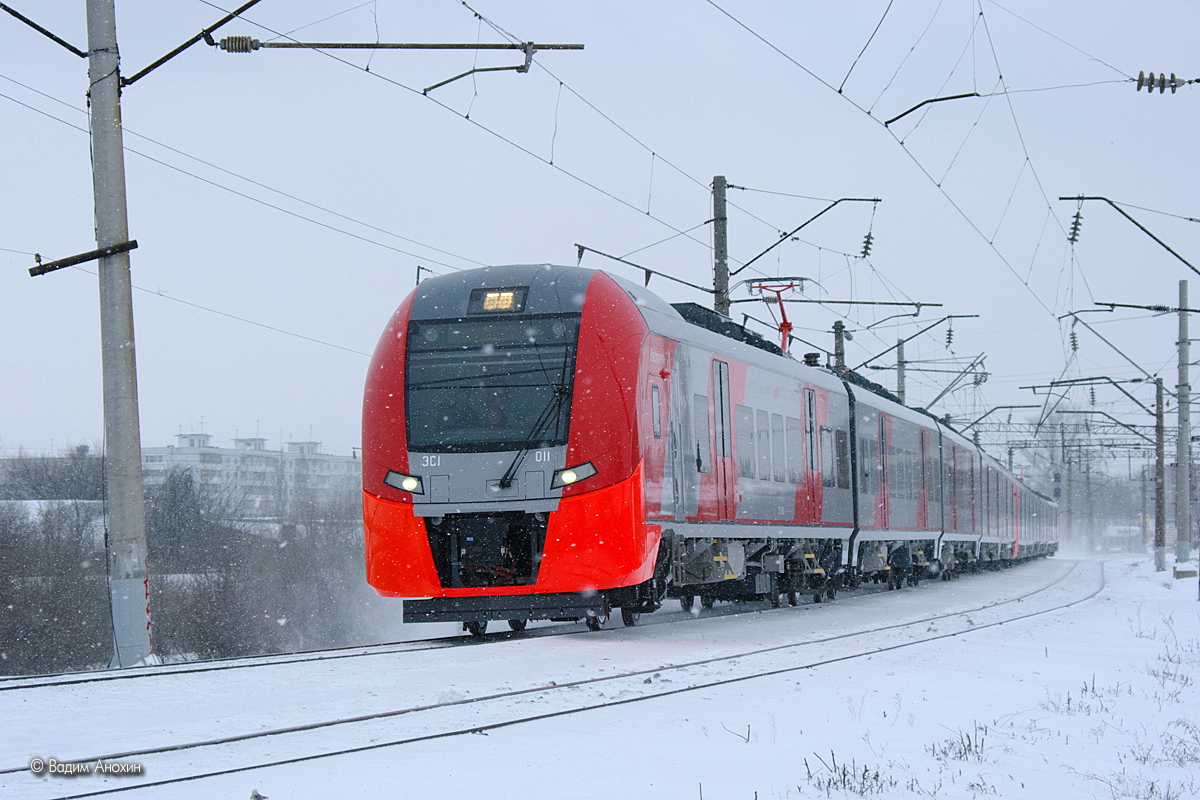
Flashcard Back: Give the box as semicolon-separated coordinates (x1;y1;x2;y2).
3;554;1198;799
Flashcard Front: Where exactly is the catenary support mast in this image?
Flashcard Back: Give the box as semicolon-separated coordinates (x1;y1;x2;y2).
87;0;152;666
1178;280;1192;563
713;175;729;316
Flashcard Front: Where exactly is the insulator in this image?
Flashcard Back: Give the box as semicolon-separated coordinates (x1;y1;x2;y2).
945;326;953;347
860;231;874;258
1090;387;1096;406
1068;210;1083;243
219;36;260;53
1070;331;1078;352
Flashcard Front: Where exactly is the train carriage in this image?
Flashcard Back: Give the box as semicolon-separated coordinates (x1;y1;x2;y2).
361;264;1057;633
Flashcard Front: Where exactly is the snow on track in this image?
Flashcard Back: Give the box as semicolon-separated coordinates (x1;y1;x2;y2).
5;556;1152;799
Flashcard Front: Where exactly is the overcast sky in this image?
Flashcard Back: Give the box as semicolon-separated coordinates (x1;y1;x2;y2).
1;1;1197;468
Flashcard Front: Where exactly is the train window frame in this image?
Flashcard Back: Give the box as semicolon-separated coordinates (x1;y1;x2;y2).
693;394;711;474
735;404;756;479
651;384;661;439
835;428;851;490
771;413;786;483
756;409;771;480
785;416;804;484
858;434;877;496
820;427;835;487
404;312;580;453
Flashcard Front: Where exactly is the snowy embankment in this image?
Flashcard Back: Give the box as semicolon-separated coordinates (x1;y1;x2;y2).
3;555;1198;799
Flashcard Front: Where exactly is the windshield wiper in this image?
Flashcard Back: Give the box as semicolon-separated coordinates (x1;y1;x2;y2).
497;383;570;489
497;346;573;489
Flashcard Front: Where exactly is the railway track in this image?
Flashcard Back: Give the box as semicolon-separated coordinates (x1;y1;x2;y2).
0;554;1058;694
2;558;1105;800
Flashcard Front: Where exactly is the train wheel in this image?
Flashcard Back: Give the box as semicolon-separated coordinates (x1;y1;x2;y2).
826;584;837;601
464;620;487;637
787;591;799;606
507;619;527;632
680;595;694;612
621;606;641;627
585;615;603;632
700;596;715;610
812;592;822;604
769;592;781;608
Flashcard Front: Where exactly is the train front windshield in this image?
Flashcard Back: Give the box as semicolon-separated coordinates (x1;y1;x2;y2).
405;314;581;453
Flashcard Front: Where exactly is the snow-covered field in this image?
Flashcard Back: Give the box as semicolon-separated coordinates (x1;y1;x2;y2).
3;554;1198;799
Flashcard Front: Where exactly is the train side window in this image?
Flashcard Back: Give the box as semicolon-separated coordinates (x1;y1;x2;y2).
651;385;661;439
820;427;835;487
785;416;804;484
735;404;756;478
692;394;711;474
771;414;786;482
858;435;877;495
835;429;851;490
756;410;771;480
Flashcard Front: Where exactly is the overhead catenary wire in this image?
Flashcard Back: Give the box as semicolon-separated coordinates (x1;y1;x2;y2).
0;73;482;272
443;0;929;331
703;0;1080;322
196;0;733;283
838;0;895;94
449;0;856;267
983;0;1131;79
66;264;371;358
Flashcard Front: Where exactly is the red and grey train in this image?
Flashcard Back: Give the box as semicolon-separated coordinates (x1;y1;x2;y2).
362;264;1058;633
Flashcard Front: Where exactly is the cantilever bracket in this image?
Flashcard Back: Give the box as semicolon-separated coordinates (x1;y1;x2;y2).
426;42;546;94
29;240;138;277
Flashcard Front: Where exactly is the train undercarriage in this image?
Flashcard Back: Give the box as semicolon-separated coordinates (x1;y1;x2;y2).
403;521;1058;636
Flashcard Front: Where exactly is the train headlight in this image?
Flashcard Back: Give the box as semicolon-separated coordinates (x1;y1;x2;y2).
551;461;597;490
384;470;424;494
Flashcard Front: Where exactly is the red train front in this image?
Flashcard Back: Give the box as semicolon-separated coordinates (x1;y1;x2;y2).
363;263;1059;634
362;264;662;631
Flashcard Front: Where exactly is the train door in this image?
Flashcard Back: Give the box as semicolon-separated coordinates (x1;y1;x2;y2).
804;387;818;514
856;405;878;528
712;359;735;520
669;361;686;521
876;415;889;528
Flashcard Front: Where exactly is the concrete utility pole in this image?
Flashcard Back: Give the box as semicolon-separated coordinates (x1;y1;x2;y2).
896;339;906;404
1178;279;1192;562
87;0;152;667
1157;377;1167;570
833;321;847;371
713;175;729;316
